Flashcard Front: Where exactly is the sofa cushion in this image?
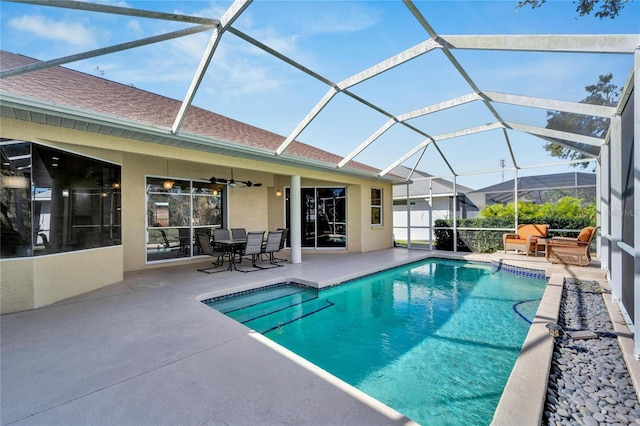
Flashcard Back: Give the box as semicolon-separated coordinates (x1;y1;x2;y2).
577;226;594;242
518;224;549;239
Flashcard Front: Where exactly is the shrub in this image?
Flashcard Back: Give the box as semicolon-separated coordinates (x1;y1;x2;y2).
434;196;596;253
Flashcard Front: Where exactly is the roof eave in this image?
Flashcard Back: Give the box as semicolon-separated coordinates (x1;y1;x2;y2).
0;91;401;183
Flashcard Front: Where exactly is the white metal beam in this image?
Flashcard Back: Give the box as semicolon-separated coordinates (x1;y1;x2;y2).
396;92;482;121
439;34;640;54
277;38;440;156
338;119;397;168
339;93;480;168
501;128;519;169
336;38;441;90
379;138;433;176
5;0;219;25
276;88;339;155
482;91;616;118
506;121;604;147
432;122;504;142
536;135;599;158
380;122;503;176
171;0;252;134
1;25;214;79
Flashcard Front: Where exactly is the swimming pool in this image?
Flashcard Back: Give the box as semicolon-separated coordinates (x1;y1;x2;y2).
204;258;547;425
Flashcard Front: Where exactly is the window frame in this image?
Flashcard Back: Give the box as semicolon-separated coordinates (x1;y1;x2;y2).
371;187;383;226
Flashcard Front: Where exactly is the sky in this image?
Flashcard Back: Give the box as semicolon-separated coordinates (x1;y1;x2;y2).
1;0;639;189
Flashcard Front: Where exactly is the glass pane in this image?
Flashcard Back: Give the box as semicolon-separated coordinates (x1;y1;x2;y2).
147;182;191;227
317;188;346;248
371;206;381;225
1;140;32;257
302;188;316;247
371;188;382;206
1;142;121;258
193;182;223;227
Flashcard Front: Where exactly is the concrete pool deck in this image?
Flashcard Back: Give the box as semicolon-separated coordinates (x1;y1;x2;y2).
1;248;636;425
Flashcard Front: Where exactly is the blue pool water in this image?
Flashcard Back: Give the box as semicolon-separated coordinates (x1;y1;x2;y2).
204;258;547;425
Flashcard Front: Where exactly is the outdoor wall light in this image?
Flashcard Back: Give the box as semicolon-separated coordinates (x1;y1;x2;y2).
275;175;282;197
0;175;29;189
546;323;562;338
162;159;174;190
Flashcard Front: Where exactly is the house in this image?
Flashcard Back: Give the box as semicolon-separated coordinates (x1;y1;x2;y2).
391;166;478;245
0;51;401;314
468;171;597;210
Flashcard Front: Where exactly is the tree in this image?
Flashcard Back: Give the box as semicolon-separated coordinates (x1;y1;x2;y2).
543;73;619;168
516;0;629;19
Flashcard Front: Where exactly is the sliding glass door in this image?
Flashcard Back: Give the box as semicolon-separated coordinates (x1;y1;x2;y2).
286;186;346;249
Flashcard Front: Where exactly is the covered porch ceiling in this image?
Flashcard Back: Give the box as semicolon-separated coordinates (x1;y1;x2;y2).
1;0;638;187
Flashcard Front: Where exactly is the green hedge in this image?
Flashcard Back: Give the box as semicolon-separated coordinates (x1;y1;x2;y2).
434;217;595;253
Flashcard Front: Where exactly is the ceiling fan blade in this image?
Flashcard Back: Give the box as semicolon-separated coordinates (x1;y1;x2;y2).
245;181;253;187
253;183;262;187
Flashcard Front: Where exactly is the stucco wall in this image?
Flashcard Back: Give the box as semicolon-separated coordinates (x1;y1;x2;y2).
0;258;34;314
1;247;123;313
1;117;395;311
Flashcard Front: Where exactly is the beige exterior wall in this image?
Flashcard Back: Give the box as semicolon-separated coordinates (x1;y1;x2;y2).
1;247;123;314
1;117;394;312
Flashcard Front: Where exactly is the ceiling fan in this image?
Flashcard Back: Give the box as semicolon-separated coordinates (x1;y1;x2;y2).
207;169;262;188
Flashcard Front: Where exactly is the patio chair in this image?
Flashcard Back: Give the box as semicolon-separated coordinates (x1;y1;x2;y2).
262;230;284;267
230;228;247;263
545;226;598;267
178;228;190;256
231;228;246;239
503;224;549;256
272;228;288;263
212;228;230;242
236;231;266;273
196;232;230;273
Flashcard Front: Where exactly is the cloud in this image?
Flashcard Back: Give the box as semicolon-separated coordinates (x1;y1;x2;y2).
8;15;97;47
299;4;380;35
127;19;142;33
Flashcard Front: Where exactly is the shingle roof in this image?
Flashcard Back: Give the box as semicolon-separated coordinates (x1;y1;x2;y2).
0;51;381;175
391;165;475;198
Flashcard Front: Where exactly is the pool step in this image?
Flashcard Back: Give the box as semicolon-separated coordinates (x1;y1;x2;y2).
205;285;308;314
244;297;334;334
226;290;319;324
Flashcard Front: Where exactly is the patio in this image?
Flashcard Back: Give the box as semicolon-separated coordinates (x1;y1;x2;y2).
2;248;632;426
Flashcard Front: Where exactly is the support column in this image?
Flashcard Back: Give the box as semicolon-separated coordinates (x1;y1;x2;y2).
514;168;519;230
290;175;302;264
428;178;433;250
453;176;457;253
634;49;640;359
609;115;622;303
406;181;411;249
598;144;610;273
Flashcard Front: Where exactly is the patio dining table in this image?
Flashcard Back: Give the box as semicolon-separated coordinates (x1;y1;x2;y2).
213;239;246;271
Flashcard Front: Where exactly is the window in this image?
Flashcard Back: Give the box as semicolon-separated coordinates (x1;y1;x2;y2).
145;177;224;262
371;187;382;226
0;140;121;258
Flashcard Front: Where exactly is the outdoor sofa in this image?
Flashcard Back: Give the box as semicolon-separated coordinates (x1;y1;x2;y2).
503;224;550;256
545;226;598;267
